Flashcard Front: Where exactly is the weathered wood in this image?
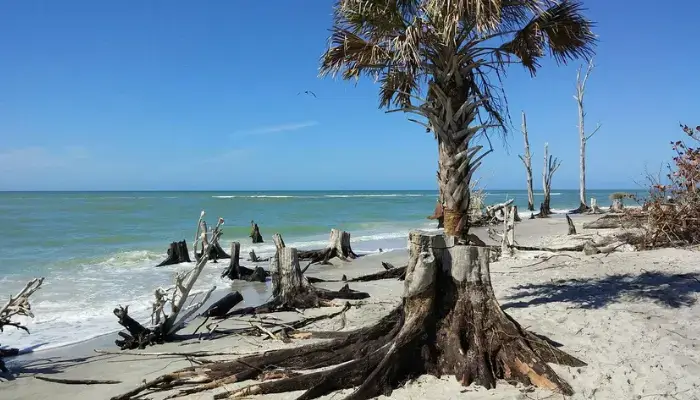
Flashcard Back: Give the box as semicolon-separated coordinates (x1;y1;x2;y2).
221;242;265;282
297;229;359;264
610;198;624;213
113;306;162;350
513;205;522;222
250;220;263;243
540;143;561;216
202;292;244;318
566;214;577;235
35;376;122;385
589;197;602;214
501;205;516;256
575;59;602;211
155;240;192;267
1;277;44;372
113;232;585;400
583;214;646;229
519;111;535;211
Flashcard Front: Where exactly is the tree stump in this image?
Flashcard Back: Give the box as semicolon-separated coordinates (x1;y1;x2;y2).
0;347;19;373
139;231;584;399
155;240;192;267
222;242;269;282
566;214;577;235
610;198;624;213
250;220;264;243
589;197;602;214
297;229;359;264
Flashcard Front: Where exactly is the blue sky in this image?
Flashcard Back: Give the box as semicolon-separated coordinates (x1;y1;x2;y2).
1;1;698;191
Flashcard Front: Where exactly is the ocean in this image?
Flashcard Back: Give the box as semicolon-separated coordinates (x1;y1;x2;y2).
0;189;634;352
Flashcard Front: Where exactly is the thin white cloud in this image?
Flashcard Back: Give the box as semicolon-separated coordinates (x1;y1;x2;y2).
233;121;319;136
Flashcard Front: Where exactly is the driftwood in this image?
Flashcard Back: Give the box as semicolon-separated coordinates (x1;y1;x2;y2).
35;376;122;385
202;292;244;318
250;221;263;243
221;242;269;282
296;229;359;264
566;214;577;235
112;232;584;400
155;240;192;267
228;234;368;316
589;197;602;214
583;214;646;229
114;212;223;349
610;198;624;213
307;262;407;284
0;277;44;373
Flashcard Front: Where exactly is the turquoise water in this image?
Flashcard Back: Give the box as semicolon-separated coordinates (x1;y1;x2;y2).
0;189;634;351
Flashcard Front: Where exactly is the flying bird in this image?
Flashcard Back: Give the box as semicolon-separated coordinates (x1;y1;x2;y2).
297;91;317;98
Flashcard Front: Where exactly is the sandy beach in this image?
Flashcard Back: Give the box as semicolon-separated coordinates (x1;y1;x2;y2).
3;213;699;400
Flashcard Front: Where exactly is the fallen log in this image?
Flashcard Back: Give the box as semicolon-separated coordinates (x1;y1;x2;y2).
582;214;646;229
35;376;122;385
155;240;192;267
296;229;359;264
221;242;269;282
347;265;406;282
250;221;263;244
202;292;244;318
113;306;163;350
566;214;577;235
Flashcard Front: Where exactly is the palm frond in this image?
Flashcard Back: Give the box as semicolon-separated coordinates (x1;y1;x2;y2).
379;68;420;108
320;29;393;79
499;0;596;74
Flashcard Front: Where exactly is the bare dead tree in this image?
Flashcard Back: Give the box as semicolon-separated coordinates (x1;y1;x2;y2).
541;142;562;216
575;58;602;212
518;111;535;211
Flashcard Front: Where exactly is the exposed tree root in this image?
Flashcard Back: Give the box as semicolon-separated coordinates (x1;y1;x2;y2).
155;240;192;267
221;242;269;282
113;232;584;400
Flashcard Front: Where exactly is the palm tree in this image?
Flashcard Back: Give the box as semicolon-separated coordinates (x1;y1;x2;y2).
321;0;595;242
108;3;597;399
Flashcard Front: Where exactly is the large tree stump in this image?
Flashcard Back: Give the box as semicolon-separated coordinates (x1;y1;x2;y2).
250;220;264;243
221;242;269;282
297;229;359;264
589;197;602;214
119;232;584;400
155;240;192;267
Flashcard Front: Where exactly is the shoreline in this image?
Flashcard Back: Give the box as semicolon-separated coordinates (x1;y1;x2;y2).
5;213;592;358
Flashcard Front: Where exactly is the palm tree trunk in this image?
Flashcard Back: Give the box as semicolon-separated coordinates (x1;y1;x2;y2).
438;138;471;240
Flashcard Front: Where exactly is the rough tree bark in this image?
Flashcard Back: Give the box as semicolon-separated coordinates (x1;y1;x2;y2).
297;229;359;264
114;232;585;400
519;111;535;211
250;220;263;244
540;143;562;217
221;242;268;282
155;240;192;267
575;58;602;212
0;277;44;373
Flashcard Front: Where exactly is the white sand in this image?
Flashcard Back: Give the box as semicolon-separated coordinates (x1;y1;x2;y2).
4;214;700;400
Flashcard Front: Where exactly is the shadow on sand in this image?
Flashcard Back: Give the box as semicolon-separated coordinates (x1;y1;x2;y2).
501;271;700;310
